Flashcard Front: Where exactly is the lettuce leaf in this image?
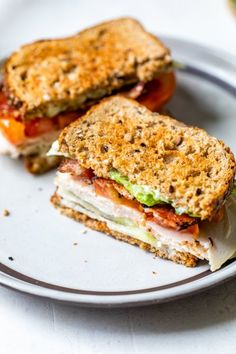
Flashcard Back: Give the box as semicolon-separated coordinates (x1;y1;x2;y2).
109;170;170;207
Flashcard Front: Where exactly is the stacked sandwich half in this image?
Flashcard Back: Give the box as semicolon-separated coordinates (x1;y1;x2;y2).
49;96;236;271
0;18;174;173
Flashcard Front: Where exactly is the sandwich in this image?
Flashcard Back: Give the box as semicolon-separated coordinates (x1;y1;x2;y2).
0;18;175;174
49;96;236;271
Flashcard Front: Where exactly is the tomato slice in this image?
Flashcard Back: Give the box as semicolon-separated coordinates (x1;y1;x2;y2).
0;89;25;145
138;72;176;112
25;111;81;139
93;178;141;209
57;111;82;130
0;118;25;145
94;178;121;203
0;89;81;145
24;118;55;138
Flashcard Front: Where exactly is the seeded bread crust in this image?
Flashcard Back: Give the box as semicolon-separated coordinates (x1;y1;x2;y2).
58;96;236;220
51;193;198;267
3;18;171;119
24;155;61;174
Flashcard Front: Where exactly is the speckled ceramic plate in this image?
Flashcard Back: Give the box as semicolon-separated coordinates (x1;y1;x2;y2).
0;37;236;307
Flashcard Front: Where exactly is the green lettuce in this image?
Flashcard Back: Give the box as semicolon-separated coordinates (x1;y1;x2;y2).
109;170;170;207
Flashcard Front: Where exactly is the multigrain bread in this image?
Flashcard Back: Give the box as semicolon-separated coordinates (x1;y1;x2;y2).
3;18;172;119
58;96;236;220
24;155;61;174
51;193;198;267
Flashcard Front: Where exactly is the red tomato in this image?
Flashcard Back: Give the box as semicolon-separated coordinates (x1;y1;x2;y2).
0;89;80;144
138;72;176;112
57;111;82;129
24;118;55;138
93;178;141;210
24;111;82;138
93;178;121;202
0;89;26;145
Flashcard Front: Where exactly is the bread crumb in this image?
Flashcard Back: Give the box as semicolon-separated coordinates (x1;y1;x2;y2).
3;209;10;217
80;229;88;234
152;271;157;275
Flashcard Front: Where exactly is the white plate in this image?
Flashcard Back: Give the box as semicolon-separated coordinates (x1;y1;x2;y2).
0;37;236;307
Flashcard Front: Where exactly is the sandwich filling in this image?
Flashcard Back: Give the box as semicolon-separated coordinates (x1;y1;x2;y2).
52;157;236;271
0;72;175;152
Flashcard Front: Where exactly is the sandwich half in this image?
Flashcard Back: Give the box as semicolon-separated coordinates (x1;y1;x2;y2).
49;96;236;271
0;17;174;173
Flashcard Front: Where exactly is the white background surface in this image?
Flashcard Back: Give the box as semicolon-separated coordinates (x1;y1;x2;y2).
0;0;236;353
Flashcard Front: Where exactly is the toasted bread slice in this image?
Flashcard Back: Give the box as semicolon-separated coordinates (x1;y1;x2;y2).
51;192;198;267
3;18;172;119
57;96;236;220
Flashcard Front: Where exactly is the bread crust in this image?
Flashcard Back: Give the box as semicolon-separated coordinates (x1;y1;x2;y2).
58;96;236;220
24;155;61;174
51;193;198;267
3;18;171;119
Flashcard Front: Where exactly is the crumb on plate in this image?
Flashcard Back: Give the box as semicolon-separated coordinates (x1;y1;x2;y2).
3;209;10;217
80;228;88;234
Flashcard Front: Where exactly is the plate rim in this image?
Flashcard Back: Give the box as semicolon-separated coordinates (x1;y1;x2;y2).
0;261;236;307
